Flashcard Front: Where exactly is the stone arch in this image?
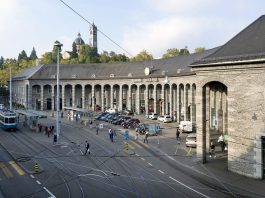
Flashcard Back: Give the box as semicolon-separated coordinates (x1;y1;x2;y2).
43;84;52;110
94;84;102;111
147;84;154;113
121;84;129;110
179;83;184;121
64;84;72;107
75;84;82;108
103;84;111;109
84;84;92;109
131;84;137;113
32;84;41;110
156;84;162;115
201;81;228;163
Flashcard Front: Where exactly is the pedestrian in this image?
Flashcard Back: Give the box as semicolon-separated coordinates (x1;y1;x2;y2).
218;134;225;152
110;130;114;142
96;124;99;135
176;128;180;140
45;126;48;135
209;141;216;158
144;132;149;144
39;124;42;133
90;120;93;128
84;141;90;155
109;128;112;139
135;131;139;140
53;134;57;144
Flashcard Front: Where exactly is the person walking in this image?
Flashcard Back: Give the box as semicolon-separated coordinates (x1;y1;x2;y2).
218;134;225;152
84;141;90;155
209;141;216;158
96;124;99;135
176;128;180;140
109;128;112;140
144;132;149;144
110;130;114;142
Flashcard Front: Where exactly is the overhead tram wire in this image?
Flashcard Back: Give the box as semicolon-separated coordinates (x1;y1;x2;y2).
58;0;133;58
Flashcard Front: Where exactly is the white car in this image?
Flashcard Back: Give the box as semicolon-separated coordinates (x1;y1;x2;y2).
179;121;193;132
150;113;158;120
163;115;172;123
158;116;164;122
186;133;197;147
105;108;117;113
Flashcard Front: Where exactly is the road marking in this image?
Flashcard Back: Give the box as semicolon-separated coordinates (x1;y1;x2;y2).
139;142;149;148
36;180;41;185
140;157;145;161
158;170;164;174
148;162;153;166
135;153;140;156
169;176;210;198
9;161;25;175
0;163;13;178
43;187;56;198
30;174;35;179
130;141;141;148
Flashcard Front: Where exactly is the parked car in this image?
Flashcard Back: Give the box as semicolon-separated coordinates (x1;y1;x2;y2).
163;115;172;123
149;113;158;120
179;121;193;132
112;116;131;125
158;116;164;122
105;108;117;113
135;123;149;134
185;133;197;147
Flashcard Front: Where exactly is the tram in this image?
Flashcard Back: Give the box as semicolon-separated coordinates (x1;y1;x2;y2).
0;109;17;131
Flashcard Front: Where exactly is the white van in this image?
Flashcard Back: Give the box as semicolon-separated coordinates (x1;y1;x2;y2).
179;121;193;132
185;133;197;147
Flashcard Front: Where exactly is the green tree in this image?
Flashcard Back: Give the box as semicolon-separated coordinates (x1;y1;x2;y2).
0;56;4;69
29;47;38;60
78;44;99;63
40;52;54;64
131;50;153;62
194;47;206;53
99;51;111;63
71;42;78;58
179;46;190;55
162;48;180;58
18;50;28;62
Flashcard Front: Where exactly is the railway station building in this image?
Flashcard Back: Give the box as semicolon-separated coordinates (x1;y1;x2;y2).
11;15;265;179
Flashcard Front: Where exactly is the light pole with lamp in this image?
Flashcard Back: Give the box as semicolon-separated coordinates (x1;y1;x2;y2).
54;40;63;144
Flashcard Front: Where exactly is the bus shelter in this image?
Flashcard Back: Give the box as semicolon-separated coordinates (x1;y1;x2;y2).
16;110;39;131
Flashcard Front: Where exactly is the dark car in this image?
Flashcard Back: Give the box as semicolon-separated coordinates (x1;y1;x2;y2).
135;123;149;134
95;112;107;120
113;116;131;125
123;118;140;129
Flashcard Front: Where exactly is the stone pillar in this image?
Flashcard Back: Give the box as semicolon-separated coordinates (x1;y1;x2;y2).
40;85;44;111
128;85;131;111
154;85;157;113
135;85;140;114
72;85;75;108
119;86;123;111
101;86;105;112
190;86;193;123
169;85;172;117
51;85;54;111
91;85;95;111
82;85;85;109
177;86;181;123
110;85;113;108
184;86;187;121
145;85;149;114
161;85;165;115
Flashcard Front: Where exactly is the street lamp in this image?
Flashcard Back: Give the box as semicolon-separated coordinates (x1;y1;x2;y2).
54;40;63;143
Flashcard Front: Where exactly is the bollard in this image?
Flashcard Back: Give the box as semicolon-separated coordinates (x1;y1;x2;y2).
34;163;39;173
125;143;129;151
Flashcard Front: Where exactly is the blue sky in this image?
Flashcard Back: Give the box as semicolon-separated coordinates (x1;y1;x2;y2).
1;0;265;59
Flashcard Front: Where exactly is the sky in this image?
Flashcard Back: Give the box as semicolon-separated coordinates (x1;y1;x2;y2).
0;0;265;59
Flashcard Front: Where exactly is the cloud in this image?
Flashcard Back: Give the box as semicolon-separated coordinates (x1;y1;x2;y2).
122;16;215;57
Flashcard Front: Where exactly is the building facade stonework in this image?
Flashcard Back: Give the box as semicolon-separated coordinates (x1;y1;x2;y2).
11;15;265;179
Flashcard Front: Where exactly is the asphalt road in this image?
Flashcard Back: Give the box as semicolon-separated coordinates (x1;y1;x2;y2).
0;117;264;198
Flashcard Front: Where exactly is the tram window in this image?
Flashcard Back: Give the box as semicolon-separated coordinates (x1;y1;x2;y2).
9;118;15;123
5;118;8;123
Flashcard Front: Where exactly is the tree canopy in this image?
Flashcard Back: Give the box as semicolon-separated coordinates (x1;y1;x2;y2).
130;50;153;62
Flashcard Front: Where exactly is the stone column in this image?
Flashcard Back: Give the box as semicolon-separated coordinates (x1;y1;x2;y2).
169;85;172;117
135;86;139;114
101;86;105;112
72;85;75;108
128;85;131;111
154;85;157;113
145;85;149;114
40;85;44;111
184;86;187;121
51;85;54;111
110;85;113;108
161;85;165;115
177;86;181;123
119;86;123;111
82;85;85;109
190;86;193;123
91;85;95;111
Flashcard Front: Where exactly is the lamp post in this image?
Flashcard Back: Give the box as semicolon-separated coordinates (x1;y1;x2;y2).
54;40;63;143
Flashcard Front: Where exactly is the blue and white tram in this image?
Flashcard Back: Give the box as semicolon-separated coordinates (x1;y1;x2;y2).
0;109;17;131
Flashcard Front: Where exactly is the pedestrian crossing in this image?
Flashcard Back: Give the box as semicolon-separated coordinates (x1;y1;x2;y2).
123;140;149;150
0;161;25;179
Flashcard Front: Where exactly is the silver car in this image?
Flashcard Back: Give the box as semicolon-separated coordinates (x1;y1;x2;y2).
185;133;197;147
